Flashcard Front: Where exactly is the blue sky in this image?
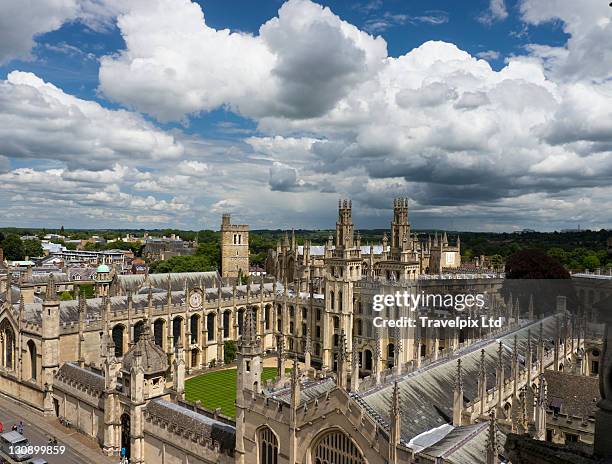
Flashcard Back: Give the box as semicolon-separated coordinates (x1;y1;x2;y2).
0;0;610;232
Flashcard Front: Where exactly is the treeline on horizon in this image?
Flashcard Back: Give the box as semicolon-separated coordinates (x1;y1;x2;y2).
1;227;610;274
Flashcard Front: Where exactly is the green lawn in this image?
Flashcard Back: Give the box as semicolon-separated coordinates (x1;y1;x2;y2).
185;367;282;418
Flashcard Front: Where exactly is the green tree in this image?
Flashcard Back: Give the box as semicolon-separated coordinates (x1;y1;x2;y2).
583;254;601;271
2;235;24;260
59;291;73;301
22;239;43;258
77;284;95;298
224;340;237;365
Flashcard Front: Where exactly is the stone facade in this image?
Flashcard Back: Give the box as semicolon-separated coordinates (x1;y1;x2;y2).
0;200;605;464
220;213;249;280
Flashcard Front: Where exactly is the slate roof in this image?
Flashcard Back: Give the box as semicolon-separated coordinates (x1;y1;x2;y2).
146;399;235;451
121;322;168;375
117;272;220;294
359;316;560;442
418;422;497;464
55;362;105;394
543;370;600;418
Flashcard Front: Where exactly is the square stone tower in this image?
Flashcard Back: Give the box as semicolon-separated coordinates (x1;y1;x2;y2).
220;213;249;279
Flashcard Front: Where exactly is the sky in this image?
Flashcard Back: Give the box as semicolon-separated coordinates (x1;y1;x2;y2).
0;0;611;232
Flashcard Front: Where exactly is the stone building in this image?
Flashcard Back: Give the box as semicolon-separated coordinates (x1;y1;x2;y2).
0;199;602;464
267;199;462;284
220;213;249;280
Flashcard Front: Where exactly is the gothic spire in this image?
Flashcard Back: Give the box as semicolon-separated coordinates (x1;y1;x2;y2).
454;358;463;391
45;273;57;301
240;306;257;347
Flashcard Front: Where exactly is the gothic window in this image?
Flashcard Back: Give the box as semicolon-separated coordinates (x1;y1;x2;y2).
354;319;362;336
223;311;231;338
1;321;15;370
238;308;245;335
190;314;199;344
154;319;165;348
330;291;335;310
264;305;271;330
133;320;145;343
316;309;321;321
338;291;343;312
316;325;321;338
27;340;37;380
112;325;125;357
364;350;372;370
312;430;364;464
172;316;183;347
333;317;339;329
207;313;215;341
302;307;308;320
289;306;294;317
259;427;278;464
289;322;294;334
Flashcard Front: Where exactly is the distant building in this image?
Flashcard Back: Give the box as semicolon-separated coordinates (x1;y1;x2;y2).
142;236;195;261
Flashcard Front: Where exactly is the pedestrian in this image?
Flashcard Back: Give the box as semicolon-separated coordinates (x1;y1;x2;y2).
17;421;23;434
11;424;17;431
0;420;3;433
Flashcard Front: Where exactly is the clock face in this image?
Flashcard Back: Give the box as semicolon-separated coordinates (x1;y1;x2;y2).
189;291;202;308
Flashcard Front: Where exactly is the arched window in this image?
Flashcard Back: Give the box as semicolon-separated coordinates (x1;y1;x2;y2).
313;430;364;464
112;325;125;357
0;321;15;370
153;319;165;348
354;319;362;336
27;340;37;380
207;313;215;341
133;320;145;343
264;305;271;330
338;291;343;312
190;314;199;344
238;308;245;336
259;427;278;464
330;291;335;310
172;316;183;347
364;350;372;370
223;311;231;338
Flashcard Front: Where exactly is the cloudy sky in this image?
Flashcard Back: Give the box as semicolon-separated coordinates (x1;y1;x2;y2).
0;0;611;232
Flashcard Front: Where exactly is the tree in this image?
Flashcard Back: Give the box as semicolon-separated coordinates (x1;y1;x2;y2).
583;254;600;271
22;239;43;258
224;340;237;365
505;249;570;279
2;235;24;261
59;291;73;301
503;249;575;317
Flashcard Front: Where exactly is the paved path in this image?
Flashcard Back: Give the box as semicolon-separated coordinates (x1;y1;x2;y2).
0;395;115;464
